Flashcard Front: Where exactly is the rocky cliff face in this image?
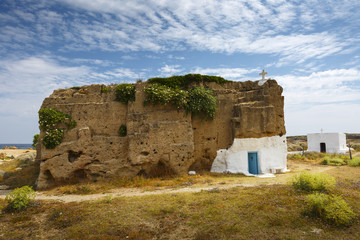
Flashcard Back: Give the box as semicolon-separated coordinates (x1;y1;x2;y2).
36;79;285;189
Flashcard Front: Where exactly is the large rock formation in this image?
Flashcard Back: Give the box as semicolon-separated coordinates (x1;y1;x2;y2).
36;79;285;189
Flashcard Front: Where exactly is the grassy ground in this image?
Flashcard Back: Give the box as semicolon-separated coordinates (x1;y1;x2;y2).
1;167;360;239
1;148;360;239
1;155;360;239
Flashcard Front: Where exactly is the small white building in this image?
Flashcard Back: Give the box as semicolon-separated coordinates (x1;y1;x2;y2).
307;132;347;154
211;135;288;176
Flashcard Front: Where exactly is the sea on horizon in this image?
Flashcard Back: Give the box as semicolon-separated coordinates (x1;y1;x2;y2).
0;144;33;149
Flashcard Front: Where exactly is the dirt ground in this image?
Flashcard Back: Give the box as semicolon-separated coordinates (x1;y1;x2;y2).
0;159;336;203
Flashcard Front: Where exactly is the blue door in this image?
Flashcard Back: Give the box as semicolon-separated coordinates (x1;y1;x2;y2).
248;152;259;174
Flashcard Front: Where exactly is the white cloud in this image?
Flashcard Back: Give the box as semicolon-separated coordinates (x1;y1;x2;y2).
276;68;360;106
158;65;183;76
0;0;354;64
192;67;260;80
0;56;90;95
275;68;360;135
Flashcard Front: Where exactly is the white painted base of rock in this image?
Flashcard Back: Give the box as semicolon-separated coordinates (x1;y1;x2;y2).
211;135;287;175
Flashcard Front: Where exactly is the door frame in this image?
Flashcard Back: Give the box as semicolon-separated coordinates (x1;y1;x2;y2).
248;151;259;175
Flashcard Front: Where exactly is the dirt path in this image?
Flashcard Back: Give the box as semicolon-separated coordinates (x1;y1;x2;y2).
0;160;335;203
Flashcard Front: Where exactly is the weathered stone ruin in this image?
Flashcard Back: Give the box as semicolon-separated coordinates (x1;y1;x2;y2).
36;76;286;189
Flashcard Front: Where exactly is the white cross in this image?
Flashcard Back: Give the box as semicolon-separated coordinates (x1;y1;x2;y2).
259;69;268;80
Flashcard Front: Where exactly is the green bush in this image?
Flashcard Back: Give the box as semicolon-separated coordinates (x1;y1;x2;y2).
115;84;135;103
43;129;64;149
118;125;127;137
321;157;347;166
39;108;68;131
32;134;40;148
185;87;218;120
148;74;229;89
348;157;360;166
38;108;76;149
144;84;217;120
144;83;188;109
101;85;110;93
304;193;356;226
292;172;336;192
5;186;35;211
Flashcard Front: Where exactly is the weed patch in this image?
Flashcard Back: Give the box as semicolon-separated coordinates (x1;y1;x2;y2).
292;172;336;192
304;193;356;226
321;157;347;166
5;186;35;211
348;157;360;166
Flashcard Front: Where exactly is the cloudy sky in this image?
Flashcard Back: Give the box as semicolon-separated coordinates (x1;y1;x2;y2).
1;0;359;143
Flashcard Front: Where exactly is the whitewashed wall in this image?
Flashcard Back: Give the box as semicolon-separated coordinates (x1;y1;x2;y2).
211;135;287;175
307;133;347;153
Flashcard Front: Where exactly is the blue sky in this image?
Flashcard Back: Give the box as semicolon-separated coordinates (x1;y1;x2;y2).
1;0;359;143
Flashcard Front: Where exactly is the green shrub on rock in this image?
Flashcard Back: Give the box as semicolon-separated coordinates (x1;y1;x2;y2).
32;134;40;148
5;186;35;211
148;74;229;89
144;83;188;109
304;193;356;226
38;108;76;149
118;125;127;137
43;129;65;149
185;87;217;120
292;172;336;192
115;84;135;104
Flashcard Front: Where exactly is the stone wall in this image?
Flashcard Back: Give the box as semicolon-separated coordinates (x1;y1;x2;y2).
36;79;285;189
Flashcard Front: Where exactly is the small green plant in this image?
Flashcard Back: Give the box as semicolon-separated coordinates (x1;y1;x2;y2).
70;86;81;90
304;193;356;226
32;134;40;148
103;194;113;203
118;125;127;137
65;119;77;129
321;157;347;166
5;186;35;211
348;157;360;166
115;84;135;103
292;172;336;192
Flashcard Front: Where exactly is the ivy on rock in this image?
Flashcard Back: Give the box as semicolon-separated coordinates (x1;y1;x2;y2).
38;108;76;149
144;74;225;120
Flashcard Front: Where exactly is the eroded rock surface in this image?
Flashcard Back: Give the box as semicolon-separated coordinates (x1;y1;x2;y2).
37;80;285;189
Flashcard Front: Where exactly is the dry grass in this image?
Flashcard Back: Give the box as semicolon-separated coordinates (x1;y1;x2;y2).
44;173;249;195
1;166;360;239
1;158;360;239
